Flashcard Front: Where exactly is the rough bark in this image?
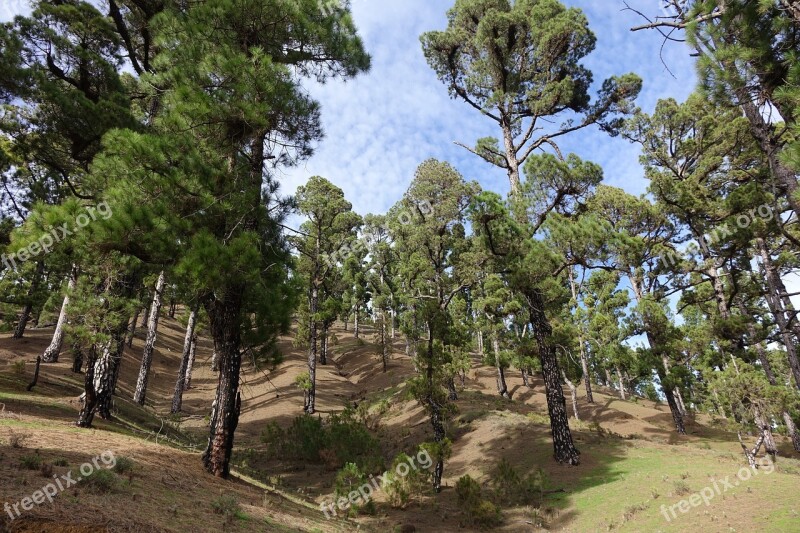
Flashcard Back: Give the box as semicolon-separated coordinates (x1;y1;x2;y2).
42;266;78;363
76;345;99;428
202;290;243;478
26;356;41;391
305;283;319;415
134;271;166;406
354;307;359;338
527;288;580;465
424;329;446;492
320;322;328;365
71;342;83;373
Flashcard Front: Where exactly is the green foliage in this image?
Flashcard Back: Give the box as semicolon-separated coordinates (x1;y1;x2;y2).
383;452;432;509
211;495;246;523
82;469;119;494
455;475;502;528
10;360;25;375
260;410;384;472
490;458;546;507
333;463;376;517
112;456;136;475
20;454;42;470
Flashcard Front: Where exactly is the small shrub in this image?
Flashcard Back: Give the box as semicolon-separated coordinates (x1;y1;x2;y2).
112;456;136;475
82;469;119;494
11;360;25;375
53;458;69;467
333;463;375;517
9;431;29;449
673;480;691;496
455;475;502;528
622;502;649;522
383;452;431;509
20;454;42;470
491;458;545;507
212;495;246;523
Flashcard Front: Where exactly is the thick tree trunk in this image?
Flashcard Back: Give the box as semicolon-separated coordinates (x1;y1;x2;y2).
492;334;509;398
171;308;198;414
42;266;78;363
14;262;44;339
527;288;580;465
76;345;99;428
202;291;243;478
134;271;166;406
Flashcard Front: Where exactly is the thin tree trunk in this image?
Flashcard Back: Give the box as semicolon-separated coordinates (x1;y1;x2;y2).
381;311;389;372
562;371;580;421
42;266;78;363
26;356;41;391
13;262;44;339
126;308;141;348
211;338;220;372
616;365;626;400
186;333;197;390
71;342;83;373
171;307;198;413
305;284;318;414
424;327;446;492
493;334;509;398
134;271;166;406
354;307;359;339
320;322;328;365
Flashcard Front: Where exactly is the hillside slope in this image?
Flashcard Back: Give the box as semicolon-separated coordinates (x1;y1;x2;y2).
1;319;799;532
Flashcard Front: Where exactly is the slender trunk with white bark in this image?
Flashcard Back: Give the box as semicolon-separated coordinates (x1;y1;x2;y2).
134;271;166;406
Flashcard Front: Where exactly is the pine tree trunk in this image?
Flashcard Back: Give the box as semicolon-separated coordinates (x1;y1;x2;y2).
171;308;198;414
754;407;778;459
521;367;531;388
562;371;580;421
186;334;197;390
305;284;319;414
354;308;359;339
94;333;126;421
202;291;243;478
447;377;458;400
616;365;626;400
140;301;151;328
381;311;389;372
13;262;44;339
76;345;99;428
527;288;580;465
423;329;446;493
757;239;800;388
126;308;140;348
211;338;220;372
134;271;166;406
71;342;83;373
320;322;328;365
493;334;509;398
579;340;593;403
605;368;613;388
42;266;78;363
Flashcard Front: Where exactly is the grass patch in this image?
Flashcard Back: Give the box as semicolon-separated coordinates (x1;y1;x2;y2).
20;453;42;470
212;495;248;523
82;469;120;494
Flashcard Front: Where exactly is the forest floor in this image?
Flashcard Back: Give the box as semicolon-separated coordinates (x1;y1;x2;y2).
0;317;799;532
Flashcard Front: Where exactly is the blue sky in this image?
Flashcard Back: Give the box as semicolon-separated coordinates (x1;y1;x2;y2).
276;0;698;216
1;0;698;215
